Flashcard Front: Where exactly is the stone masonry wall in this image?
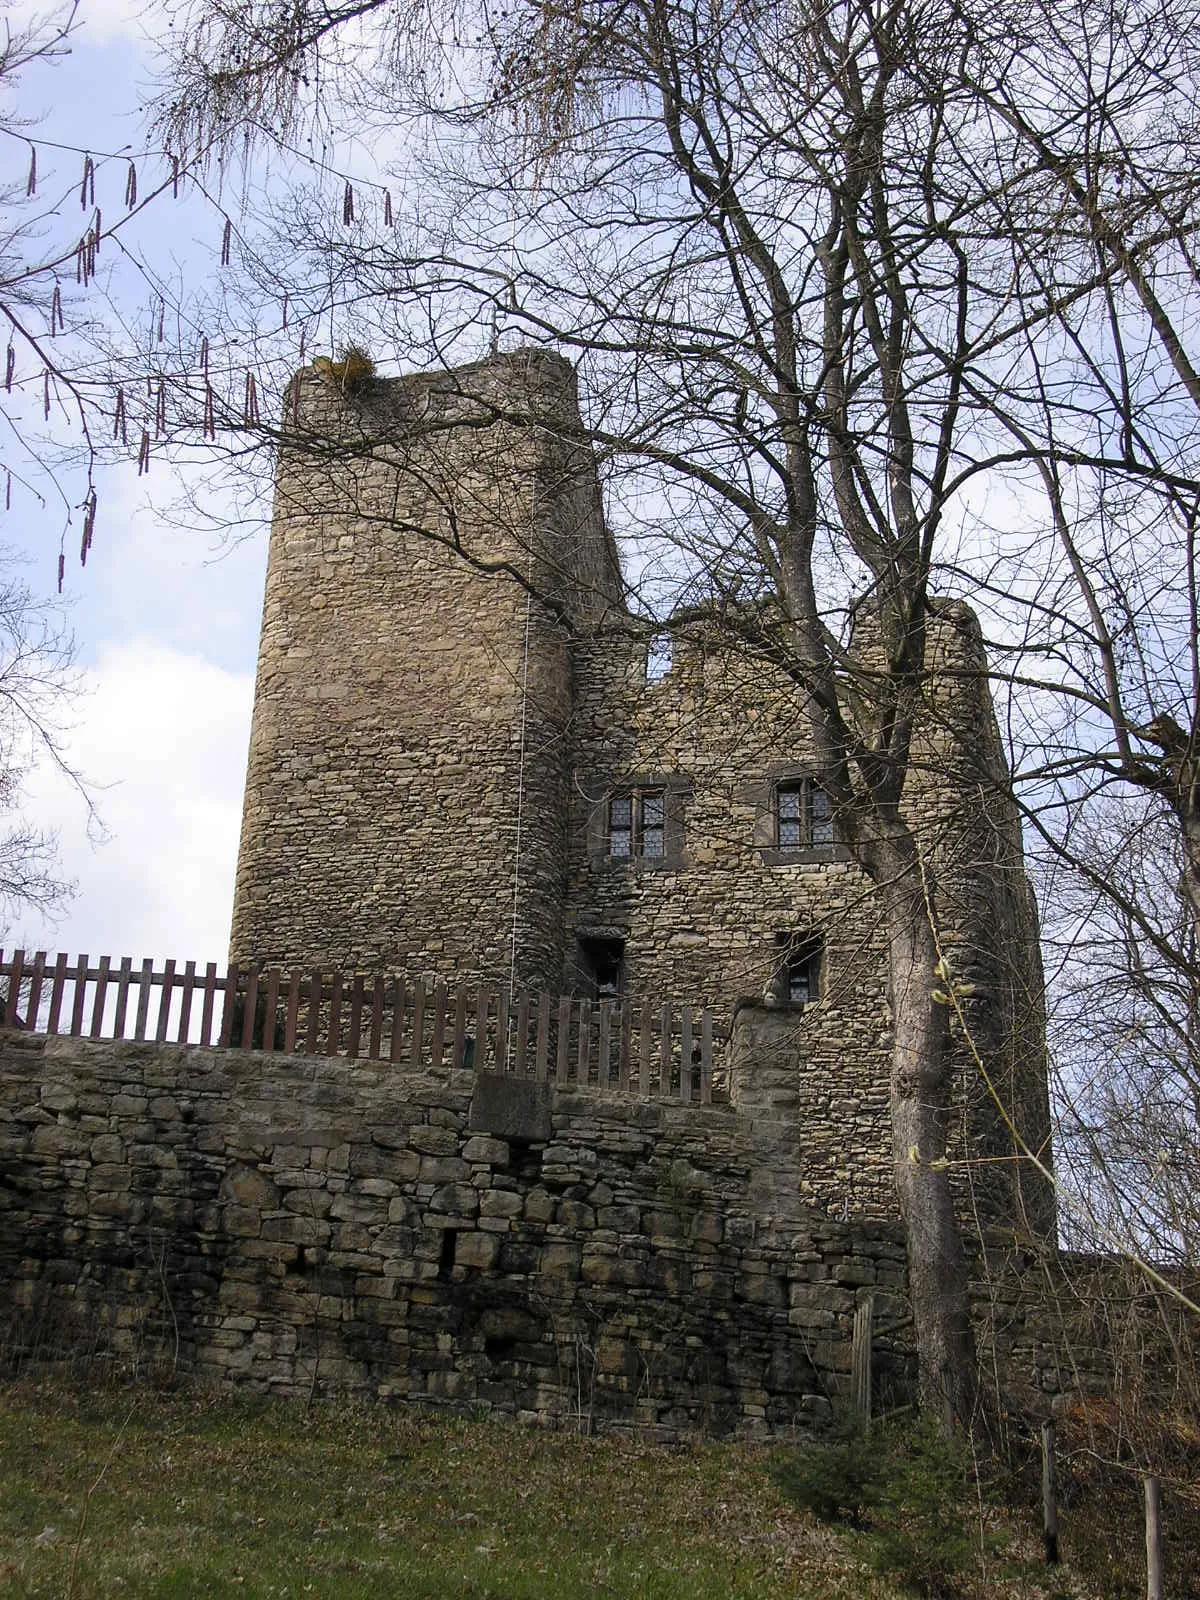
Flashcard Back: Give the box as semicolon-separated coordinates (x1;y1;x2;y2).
229;348;1050;1235
567;608;1055;1234
230;352;621;993
0;1035;1144;1434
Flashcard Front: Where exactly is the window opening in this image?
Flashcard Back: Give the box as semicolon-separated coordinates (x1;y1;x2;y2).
776;778;834;848
646;633;673;682
609;795;633;857
778;784;804;847
809;785;834;846
641;790;665;857
579;935;625;1001
608;790;667;859
787;950;817;1004
774;932;822;1007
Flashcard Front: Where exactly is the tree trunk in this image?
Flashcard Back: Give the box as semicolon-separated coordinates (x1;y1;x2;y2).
1175;792;1200;942
876;837;978;1432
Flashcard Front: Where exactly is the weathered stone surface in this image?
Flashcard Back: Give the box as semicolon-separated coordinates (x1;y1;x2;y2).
408;1125;459;1157
0;1032;1150;1443
463;1135;510;1167
329;1191;388;1224
419;1156;470;1184
453;1231;499;1270
429;1183;478;1217
469;1076;553;1143
524;1188;556;1224
221;1162;279;1211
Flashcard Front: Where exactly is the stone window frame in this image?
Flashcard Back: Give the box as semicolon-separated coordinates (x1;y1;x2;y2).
769;930;824;1008
584;774;690;870
751;766;851;866
607;789;667;860
575;930;626;1000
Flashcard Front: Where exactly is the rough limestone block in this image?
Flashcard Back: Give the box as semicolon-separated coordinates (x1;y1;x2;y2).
469;1075;552;1143
463;1135;510;1167
524;1188;556;1223
40;1083;78;1114
419;1155;470;1183
429;1182;479;1216
220;1162;280;1211
454;1231;500;1270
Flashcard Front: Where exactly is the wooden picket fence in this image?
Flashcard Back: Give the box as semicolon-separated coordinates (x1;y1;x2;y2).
0;951;716;1103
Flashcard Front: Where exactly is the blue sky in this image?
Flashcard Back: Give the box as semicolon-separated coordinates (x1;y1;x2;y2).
4;0;268;964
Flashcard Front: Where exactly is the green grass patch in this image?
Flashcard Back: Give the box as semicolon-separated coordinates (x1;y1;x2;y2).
0;1381;1100;1599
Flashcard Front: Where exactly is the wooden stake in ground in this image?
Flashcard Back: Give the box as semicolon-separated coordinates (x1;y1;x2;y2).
851;1293;873;1432
1145;1475;1163;1600
1041;1419;1059;1565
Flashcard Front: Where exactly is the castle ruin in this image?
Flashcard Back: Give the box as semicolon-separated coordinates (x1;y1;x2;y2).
0;351;1084;1432
230;349;1053;1236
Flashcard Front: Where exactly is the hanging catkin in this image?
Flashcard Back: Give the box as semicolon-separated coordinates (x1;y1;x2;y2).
81;488;96;562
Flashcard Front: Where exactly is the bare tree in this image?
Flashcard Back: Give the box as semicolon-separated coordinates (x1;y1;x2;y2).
941;0;1200;925
0;0;253;579
1036;794;1200;1260
0;558;79;929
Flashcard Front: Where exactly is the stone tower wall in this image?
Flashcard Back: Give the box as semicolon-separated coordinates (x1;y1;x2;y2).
230;352;620;991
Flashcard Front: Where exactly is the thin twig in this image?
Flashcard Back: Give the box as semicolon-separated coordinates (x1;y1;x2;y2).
66;1406;133;1600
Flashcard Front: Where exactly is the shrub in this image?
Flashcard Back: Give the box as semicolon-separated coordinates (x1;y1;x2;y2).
770;1423;884;1529
772;1418;976;1598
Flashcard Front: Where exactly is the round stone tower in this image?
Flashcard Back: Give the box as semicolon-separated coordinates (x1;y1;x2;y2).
230;349;621;989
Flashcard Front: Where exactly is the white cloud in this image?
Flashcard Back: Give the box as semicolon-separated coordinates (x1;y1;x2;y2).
2;0;152;50
69;0;153;48
15;637;254;964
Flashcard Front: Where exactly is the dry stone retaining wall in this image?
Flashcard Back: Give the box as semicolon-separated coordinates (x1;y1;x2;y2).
0;1033;1142;1435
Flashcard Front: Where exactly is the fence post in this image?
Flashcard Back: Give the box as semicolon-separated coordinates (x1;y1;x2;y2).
851;1292;873;1430
1042;1419;1059;1565
1145;1475;1163;1600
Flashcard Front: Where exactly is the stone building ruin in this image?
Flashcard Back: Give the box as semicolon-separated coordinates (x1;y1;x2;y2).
230;348;1053;1239
0;351;1085;1435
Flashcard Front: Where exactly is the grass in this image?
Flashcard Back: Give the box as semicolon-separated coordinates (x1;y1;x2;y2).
0;1379;1102;1599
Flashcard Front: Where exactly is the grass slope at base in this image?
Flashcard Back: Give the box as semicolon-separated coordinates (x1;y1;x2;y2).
0;1380;1104;1600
